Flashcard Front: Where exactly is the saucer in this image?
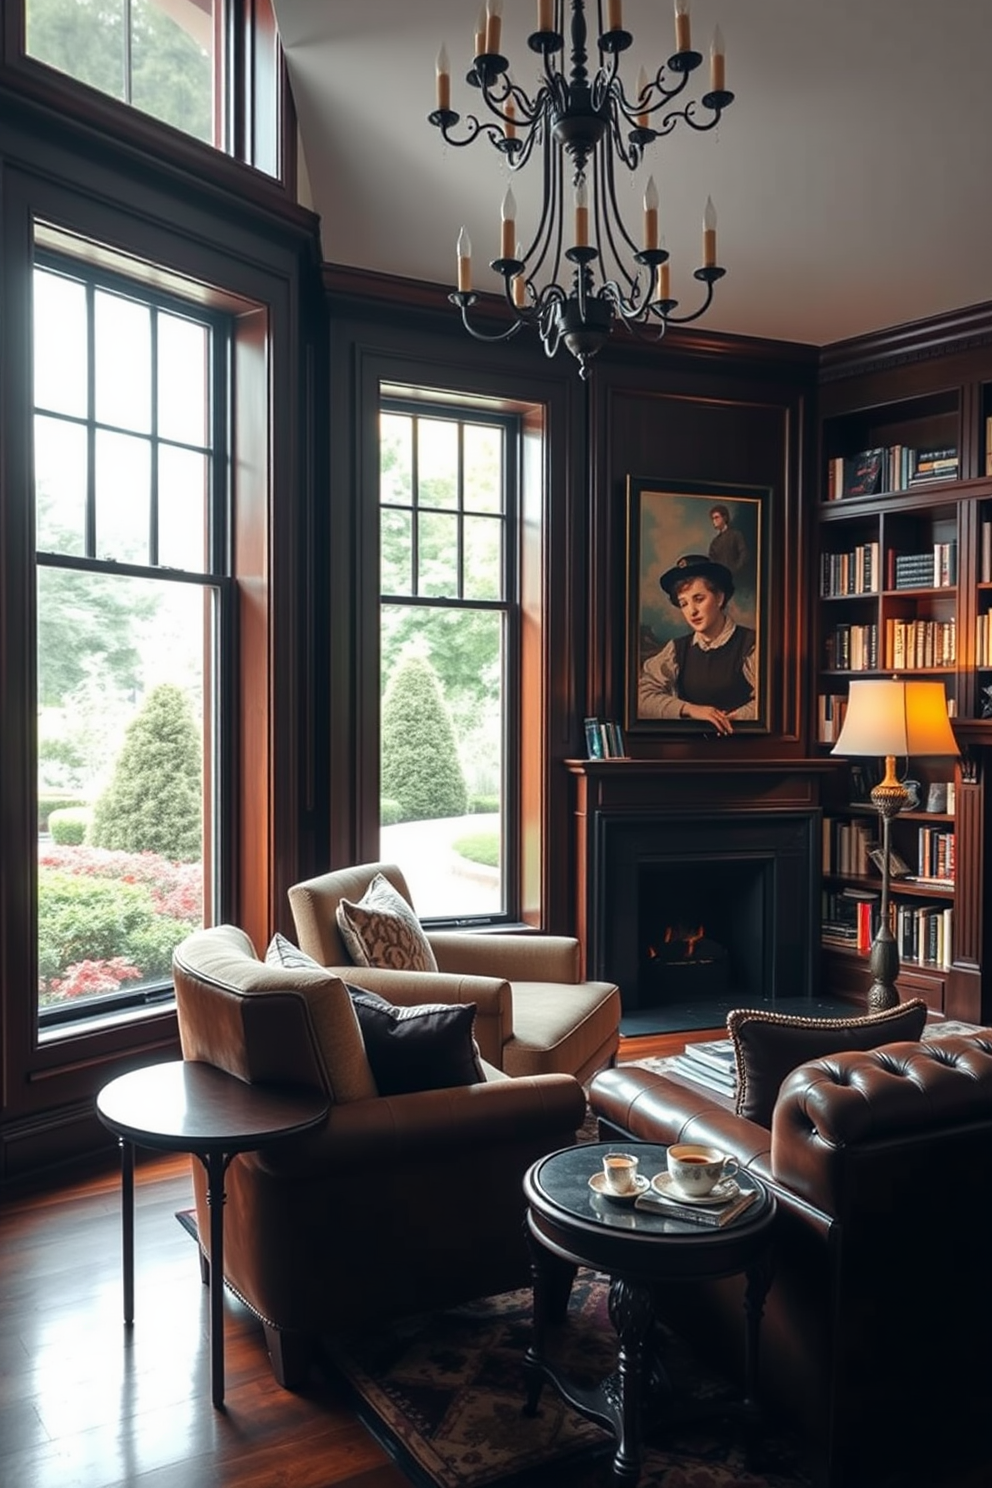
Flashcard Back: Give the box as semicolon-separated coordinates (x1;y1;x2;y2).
650;1172;740;1207
588;1172;650;1203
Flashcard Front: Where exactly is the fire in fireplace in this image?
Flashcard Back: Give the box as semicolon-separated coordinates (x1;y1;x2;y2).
644;922;730;997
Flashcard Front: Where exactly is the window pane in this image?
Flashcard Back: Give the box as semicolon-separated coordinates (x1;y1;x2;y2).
464;424;503;513
419;511;459;597
26;0;126;100
158;314;209;446
95;290;152;433
95;430;151;563
380;413;412;505
418;419;458;510
131;0;214;144
380;605;504;919
33;270;88;418
159;445;208;571
35;416;87;556
382;507;413;596
464;515;503;601
37;569;213;1014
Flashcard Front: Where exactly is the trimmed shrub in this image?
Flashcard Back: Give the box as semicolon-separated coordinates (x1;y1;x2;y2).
89;682;201;861
469;794;500;815
38;869;190;992
48;806;92;846
451;831;500;868
38;793;88;833
380;797;405;826
380;655;468;822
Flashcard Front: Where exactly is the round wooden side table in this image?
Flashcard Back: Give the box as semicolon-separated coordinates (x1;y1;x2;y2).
96;1059;328;1408
522;1141;777;1488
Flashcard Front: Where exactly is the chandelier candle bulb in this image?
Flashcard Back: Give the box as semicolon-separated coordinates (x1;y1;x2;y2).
436;46;450;112
574;180;589;248
636;66;650;129
710;26;725;92
500;188;516;259
675;0;691;53
607;0;622;31
655;260;671;303
485;0;502;55
474;4;486;57
456;227;472;291
505;99;516;139
703;196;717;267
537;0;553;30
513;246;527;306
643;176;659;250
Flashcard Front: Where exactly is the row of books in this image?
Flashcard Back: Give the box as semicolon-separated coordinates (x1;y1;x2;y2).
891;543;957;590
822;816;873;877
974;612;992;666
824;622;878;672
981;519;992;582
986;414;992;478
821;888;953;968
583;717;627;759
817;691;848;743
825;445;960;500
884;617;956;670
820;542;880;598
916;826;955;884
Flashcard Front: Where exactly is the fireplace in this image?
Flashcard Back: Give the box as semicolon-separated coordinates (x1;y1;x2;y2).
588;808;819;1013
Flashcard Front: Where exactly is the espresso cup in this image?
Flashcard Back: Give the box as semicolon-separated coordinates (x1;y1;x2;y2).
666;1143;739;1198
601;1151;639;1194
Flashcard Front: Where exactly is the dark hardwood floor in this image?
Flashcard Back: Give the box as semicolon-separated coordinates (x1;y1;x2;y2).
4;1032;985;1488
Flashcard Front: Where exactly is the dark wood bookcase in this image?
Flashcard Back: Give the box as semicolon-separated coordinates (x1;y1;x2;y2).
814;318;992;1023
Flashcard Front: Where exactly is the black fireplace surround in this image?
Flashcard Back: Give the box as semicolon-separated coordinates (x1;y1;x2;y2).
591;810;819;1013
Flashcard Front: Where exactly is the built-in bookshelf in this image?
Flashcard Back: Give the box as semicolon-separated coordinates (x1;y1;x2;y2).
816;364;992;1021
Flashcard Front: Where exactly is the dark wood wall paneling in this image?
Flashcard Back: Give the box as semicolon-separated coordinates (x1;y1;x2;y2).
0;76;325;1181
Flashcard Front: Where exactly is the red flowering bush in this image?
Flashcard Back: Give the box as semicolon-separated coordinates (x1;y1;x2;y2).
48;957;143;1001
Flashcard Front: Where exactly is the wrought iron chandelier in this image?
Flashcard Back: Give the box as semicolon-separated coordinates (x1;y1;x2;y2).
429;0;734;379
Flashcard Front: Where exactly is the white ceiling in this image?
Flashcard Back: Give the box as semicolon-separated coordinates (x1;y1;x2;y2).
273;0;992;348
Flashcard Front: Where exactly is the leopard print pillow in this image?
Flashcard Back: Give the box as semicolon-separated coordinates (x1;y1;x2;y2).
335;873;438;973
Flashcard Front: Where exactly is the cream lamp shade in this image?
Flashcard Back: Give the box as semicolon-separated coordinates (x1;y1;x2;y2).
831;679;958;760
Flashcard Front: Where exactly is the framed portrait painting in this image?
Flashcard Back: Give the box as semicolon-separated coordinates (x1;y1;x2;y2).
625;476;771;734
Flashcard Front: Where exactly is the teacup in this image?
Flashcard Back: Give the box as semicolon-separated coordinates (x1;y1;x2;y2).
601;1151;639;1195
666;1143;739;1198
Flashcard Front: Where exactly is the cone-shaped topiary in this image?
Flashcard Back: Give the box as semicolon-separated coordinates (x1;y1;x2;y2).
381;654;468;821
89;683;202;861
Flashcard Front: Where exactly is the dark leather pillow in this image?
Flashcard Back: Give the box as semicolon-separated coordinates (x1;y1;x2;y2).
347;990;483;1096
728;999;929;1127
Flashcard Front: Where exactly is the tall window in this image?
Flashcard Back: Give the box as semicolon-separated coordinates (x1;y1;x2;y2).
379;400;518;921
34;252;229;1031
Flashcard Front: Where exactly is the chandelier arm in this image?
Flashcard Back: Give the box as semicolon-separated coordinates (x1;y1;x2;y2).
449;292;525;343
659;268;725;325
516;129;562;286
653;98;727;138
429;111;517;151
597;140;645;292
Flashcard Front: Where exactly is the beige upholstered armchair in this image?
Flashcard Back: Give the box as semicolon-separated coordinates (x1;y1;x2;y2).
288;862;621;1083
173;924;588;1389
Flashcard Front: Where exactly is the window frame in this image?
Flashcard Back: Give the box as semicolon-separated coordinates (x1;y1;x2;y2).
379;393;522;928
32;247;235;1036
3;0;296;191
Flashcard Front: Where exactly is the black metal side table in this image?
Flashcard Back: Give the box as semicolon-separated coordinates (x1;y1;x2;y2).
522;1141;777;1488
96;1059;328;1408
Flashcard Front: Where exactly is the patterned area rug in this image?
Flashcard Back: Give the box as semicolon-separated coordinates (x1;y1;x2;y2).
321;1270;813;1488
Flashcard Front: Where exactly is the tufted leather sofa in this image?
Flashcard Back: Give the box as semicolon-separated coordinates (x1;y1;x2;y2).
590;1035;992;1488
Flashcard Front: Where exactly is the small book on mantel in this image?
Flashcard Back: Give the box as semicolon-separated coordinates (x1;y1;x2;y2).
635;1187;757;1229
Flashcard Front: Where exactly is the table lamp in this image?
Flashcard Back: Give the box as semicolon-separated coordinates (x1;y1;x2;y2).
831;678;958;1011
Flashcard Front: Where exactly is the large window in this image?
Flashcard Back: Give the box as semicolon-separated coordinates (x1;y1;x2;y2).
379;400;518;922
34;252;229;1031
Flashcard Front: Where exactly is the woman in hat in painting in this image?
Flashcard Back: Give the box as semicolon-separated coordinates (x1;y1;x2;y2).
638;554;757;735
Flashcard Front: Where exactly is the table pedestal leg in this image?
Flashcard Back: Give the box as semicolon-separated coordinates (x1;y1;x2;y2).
741;1247;775;1465
201;1150;232;1409
120;1138;134;1325
606;1277;655;1488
